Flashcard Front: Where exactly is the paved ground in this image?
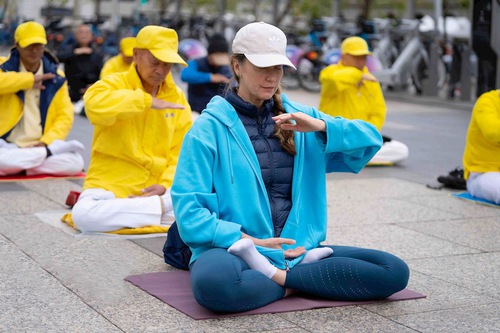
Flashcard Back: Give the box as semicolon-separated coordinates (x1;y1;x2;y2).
1;80;499;332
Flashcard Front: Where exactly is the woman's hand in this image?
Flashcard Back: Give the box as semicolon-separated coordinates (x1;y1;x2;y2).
256;237;295;249
283;246;306;258
242;234;307;258
272;112;326;132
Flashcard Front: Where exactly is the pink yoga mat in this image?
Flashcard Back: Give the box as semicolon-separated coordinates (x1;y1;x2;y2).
125;271;426;320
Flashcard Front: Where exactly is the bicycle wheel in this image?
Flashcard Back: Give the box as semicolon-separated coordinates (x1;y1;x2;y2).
297;54;326;92
411;51;447;94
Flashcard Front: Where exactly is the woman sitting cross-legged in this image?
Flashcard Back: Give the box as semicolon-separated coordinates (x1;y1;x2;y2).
171;22;410;313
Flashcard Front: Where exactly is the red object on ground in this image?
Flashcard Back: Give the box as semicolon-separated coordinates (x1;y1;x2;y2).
65;191;81;208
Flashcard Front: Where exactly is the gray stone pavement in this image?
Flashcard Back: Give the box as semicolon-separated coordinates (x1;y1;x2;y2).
1;84;499;332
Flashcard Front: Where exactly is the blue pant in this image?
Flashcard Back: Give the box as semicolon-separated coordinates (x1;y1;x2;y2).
190;245;410;313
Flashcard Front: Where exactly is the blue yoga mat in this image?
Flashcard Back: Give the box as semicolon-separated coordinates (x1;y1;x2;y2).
451;192;500;208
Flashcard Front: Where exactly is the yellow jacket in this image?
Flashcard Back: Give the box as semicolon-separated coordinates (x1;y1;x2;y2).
83;65;192;198
318;61;386;130
0;51;73;145
100;55;131;79
463;89;500;179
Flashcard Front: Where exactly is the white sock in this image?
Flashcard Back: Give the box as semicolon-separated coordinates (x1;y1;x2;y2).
228;238;277;279
300;247;333;264
48;140;85;155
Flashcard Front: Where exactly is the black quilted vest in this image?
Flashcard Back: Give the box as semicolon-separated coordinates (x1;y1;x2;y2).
226;90;294;237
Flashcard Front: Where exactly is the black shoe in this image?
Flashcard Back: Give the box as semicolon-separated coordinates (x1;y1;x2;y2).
437;167;466;190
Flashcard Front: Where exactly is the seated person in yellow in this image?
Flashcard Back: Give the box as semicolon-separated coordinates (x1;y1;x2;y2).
319;36;408;165
0;21;84;176
71;26;192;233
463;89;500;204
100;37;136;78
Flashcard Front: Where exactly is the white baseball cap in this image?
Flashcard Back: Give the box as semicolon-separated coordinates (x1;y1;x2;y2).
232;21;296;70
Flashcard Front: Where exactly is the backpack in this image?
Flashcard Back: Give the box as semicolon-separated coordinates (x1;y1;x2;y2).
437;167;466;190
162;221;192;270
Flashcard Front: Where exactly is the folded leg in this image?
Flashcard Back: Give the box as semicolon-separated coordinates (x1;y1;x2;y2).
190;248;285;313
72;188;163;232
285;245;409;301
0;147;46;176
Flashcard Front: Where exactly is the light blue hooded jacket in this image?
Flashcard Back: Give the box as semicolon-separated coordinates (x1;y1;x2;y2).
171;94;382;270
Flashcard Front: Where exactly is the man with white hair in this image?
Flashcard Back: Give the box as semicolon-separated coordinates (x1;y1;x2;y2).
72;26;192;233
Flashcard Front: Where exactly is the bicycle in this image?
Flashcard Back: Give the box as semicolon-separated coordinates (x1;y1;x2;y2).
286;17;348;92
282;44;303;90
372;18;447;93
371;18;400;70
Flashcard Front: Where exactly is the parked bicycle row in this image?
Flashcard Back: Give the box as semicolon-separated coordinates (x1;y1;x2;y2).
277;14;476;95
1;12;476;98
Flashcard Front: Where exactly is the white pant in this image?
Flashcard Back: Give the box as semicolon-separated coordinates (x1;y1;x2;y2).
467;172;500;204
72;188;172;232
0;147;84;176
370;139;409;164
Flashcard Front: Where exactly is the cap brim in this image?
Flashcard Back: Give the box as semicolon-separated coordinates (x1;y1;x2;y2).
346;50;373;56
18;37;47;48
150;49;187;67
245;53;296;70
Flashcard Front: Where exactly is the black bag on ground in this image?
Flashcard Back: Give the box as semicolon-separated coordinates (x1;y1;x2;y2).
163;221;192;270
437;167;467;190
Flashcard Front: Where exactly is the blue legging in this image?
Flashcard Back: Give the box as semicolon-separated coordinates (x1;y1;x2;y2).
190;245;409;313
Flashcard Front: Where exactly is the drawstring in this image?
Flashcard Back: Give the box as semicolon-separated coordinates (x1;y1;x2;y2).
226;126;234;184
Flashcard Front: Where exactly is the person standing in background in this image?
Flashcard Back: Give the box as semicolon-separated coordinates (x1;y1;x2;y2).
57;24;103;114
180;34;232;115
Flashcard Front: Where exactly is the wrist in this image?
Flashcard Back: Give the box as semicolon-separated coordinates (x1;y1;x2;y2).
317;119;326;132
242;233;258;245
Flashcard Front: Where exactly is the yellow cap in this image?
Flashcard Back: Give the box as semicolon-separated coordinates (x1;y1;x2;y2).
136;26;187;66
120;37;136;57
341;36;373;56
14;21;47;48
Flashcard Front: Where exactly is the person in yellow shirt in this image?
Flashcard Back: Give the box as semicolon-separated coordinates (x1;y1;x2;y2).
319;36;408;165
0;21;84;176
100;37;136;78
71;26;192;232
463;89;500;204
